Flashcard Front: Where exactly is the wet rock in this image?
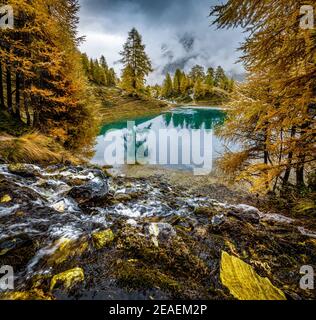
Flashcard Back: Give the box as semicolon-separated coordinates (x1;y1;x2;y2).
260;213;295;224
0;194;12;203
0;237;26;256
50;267;84;291
227;209;260;224
232;204;261;215
211;214;225;226
47;238;89;266
168;216;195;232
8;164;40;178
126;219;138;227
92;229;114;249
298;227;316;239
68;170;109;204
194;206;217;217
0;235;40;272
220;251;286;300
148;223;176;247
0;289;53;300
194;226;208;238
50;198;79;214
114;193;132;202
51;200;66;213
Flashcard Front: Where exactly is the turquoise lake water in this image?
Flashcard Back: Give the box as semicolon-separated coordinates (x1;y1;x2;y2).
92;107;230;173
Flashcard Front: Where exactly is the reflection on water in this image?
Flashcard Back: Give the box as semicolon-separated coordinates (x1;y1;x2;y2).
92;107;230;173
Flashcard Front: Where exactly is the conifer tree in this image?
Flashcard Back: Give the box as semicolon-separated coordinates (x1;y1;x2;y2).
120;28;153;92
173;69;182;95
205;67;215;87
161;73;173;98
193;78;203;99
189;65;205;83
211;0;316;193
0;0;99;154
214;66;228;89
180;74;189;95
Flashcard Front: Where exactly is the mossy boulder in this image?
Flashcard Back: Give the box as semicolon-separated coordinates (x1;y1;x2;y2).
92;229;114;249
0;289;53;300
47;238;89;266
220;251;286;300
194;206;218;217
0;194;12;203
50;267;84;291
8;164;39;178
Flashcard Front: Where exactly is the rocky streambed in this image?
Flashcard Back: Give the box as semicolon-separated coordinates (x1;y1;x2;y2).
0;164;315;300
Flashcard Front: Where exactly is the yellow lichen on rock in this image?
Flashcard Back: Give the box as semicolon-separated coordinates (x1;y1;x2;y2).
47;238;88;265
220;251;286;300
0;289;53;300
50;267;84;291
1;194;12;203
92;229;114;249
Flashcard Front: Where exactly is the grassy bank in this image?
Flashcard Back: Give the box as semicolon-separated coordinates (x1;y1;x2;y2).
173;87;230;107
0;111;80;165
93;86;171;125
0;133;79;165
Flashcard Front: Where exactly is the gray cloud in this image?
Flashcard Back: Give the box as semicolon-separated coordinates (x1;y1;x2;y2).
78;0;245;84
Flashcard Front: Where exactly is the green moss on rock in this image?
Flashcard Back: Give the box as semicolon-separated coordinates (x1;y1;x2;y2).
92;229;114;249
50;267;84;291
220;251;286;300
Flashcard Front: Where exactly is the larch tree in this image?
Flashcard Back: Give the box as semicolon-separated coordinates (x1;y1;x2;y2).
211;0;316;193
120;28;153;92
205;67;215;88
0;0;99;155
173;69;183;95
214;66;228;89
161;73;173;98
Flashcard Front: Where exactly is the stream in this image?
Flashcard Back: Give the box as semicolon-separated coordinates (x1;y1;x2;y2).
1;162;316;300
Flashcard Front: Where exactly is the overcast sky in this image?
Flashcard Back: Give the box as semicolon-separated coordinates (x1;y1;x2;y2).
78;0;246;84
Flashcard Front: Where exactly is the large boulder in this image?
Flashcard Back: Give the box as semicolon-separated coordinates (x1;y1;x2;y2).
68;169;109;204
220;251;286;300
50;267;84;291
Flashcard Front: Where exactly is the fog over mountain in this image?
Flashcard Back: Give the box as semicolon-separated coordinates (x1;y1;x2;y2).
78;0;246;84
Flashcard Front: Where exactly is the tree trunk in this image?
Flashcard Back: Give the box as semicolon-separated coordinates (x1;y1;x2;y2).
23;77;31;126
0;60;5;109
296;156;305;188
15;72;21;120
6;62;13;115
296;122;309;189
282;126;296;187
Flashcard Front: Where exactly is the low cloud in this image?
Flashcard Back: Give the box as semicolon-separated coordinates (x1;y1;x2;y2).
78;0;245;84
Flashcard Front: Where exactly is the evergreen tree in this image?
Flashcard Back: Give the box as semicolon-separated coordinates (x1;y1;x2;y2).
161;73;173;98
100;55;108;71
0;0;98;154
81;53;90;77
193;78;203;99
214;66;228;88
211;0;316;193
120;28;153;92
107;68;117;87
189;65;205;83
205;67;215;87
180;74;189;95
173;69;182;95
